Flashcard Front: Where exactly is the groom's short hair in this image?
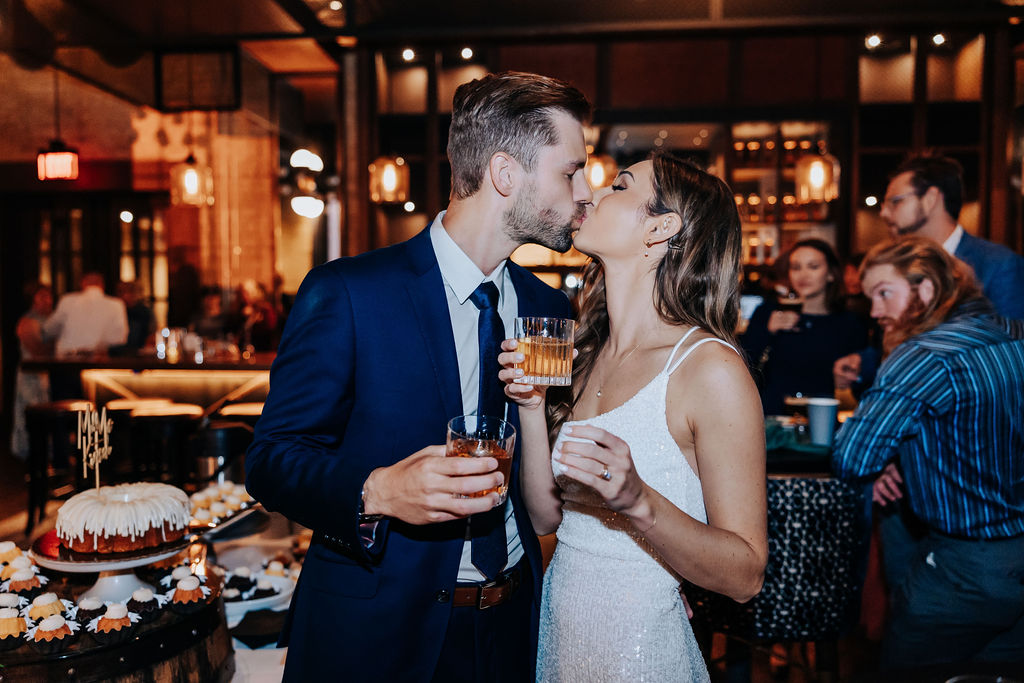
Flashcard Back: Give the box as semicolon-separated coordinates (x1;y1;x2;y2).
447;71;591;200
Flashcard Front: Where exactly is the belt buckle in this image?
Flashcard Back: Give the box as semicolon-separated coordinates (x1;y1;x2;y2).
476;572;509;610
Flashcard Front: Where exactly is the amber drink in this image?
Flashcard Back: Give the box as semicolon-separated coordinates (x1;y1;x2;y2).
446;415;516;504
513;317;575;386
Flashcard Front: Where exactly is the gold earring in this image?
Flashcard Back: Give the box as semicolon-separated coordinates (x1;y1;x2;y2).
643;240;652;258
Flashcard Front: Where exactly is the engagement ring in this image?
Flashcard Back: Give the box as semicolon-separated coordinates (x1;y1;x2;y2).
600;467;612;481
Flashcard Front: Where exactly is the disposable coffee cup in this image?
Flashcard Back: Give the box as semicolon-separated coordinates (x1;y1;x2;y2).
806;397;840;447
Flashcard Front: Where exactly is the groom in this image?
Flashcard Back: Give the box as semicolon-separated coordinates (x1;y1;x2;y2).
246;71;592;682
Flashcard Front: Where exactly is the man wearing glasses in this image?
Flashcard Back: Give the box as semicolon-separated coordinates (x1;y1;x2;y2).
835;154;1024;391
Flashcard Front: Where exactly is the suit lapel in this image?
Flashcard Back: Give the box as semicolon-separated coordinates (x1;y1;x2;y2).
405;228;463;421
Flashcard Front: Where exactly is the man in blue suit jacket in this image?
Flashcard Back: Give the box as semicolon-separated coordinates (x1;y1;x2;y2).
246;72;593;682
835;154;1024;391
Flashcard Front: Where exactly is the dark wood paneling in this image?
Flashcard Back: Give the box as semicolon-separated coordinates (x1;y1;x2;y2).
610;40;730;109
495;44;599;105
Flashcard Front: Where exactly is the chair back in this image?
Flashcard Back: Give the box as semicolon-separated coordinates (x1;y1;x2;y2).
689;476;870;642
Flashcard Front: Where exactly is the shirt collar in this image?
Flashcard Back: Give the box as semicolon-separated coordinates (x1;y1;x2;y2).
429;211;507;305
942;225;965;255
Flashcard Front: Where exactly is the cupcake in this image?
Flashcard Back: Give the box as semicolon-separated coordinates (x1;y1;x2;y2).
226;566;255;592
0;593;27;610
0;541;20;564
0;607;28;652
5;568;47;598
233;485;254;504
217;480;236;495
87;603;139;645
126;588;164;624
75;597;106;624
264;560;286;577
223;495;243;512
221;587;244;602
1;555;35;581
26;614;78;654
251;579;278;599
208;502;228;520
26;592;66;621
191;508;213;527
160;565;204;589
190;491;212;510
168;576;210;614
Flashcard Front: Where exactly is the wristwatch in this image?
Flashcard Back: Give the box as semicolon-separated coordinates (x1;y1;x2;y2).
358;486;384;524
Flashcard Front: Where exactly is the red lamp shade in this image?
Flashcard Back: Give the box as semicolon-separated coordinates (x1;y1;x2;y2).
37;140;79;181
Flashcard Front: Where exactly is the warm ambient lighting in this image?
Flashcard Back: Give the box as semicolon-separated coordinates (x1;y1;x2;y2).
369;156;410;203
37;141;79;180
402;48;415;61
403;201;416;212
170;153;214;206
289;148;324;172
461;47;473;60
932;33;946;46
865;34;882;49
795;151;840;204
120;210;134;223
329;0;342;10
585;154;617;189
290;196;325;218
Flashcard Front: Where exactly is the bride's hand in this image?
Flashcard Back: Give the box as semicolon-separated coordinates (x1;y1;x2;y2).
498;339;546;411
553;424;648;514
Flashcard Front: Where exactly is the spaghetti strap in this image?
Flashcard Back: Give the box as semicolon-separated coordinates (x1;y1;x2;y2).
666;336;739;376
661;327;700;373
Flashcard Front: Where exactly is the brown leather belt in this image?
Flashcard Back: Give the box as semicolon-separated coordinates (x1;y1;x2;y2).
452;566;522;609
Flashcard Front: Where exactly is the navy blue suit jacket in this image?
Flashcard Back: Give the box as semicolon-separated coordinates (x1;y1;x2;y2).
245;227;571;682
955;231;1024;320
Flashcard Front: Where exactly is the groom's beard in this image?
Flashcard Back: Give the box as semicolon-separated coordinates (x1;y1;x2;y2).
504;182;582;253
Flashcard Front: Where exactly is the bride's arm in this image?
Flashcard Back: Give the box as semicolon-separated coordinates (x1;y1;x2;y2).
556;343;767;602
646;343;767;601
499;341;563;535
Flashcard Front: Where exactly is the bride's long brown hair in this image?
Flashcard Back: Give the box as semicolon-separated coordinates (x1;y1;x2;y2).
547;152;743;440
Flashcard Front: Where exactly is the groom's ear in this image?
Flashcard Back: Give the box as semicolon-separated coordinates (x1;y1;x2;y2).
488;152;518;198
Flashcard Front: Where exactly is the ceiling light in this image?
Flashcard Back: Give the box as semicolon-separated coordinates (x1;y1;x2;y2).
402;48;415;62
865;196;878;207
932;33;946;46
461;47;473;60
120;211;134;223
865;34;882;49
290;148;324;172
329;0;342;10
403;201;416;212
38;71;79;181
291;196;325;218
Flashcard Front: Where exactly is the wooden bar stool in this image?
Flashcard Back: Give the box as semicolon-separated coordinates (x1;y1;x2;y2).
129;403;204;487
102;398;173;480
24;399;94;535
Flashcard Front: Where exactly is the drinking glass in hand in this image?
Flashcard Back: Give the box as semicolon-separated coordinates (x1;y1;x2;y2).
776;294;803;333
513;317;575;386
446;415;516;504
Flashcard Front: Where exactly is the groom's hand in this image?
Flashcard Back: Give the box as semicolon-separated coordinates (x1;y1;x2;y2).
362;446;504;525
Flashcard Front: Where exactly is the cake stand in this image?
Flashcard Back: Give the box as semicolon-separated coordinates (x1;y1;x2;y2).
29;506;259;603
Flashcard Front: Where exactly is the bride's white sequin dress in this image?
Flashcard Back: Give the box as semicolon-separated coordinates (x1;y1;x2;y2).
537;329;735;682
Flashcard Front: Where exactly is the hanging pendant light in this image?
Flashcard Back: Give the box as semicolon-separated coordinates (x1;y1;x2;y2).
170;149;214;206
37;70;79;181
795;143;840;204
369;156;409;203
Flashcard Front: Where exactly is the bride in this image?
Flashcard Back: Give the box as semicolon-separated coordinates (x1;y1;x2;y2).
500;152;768;682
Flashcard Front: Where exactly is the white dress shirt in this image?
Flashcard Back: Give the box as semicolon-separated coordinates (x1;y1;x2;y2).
43;286;128;356
429;213;524;583
942;224;965;256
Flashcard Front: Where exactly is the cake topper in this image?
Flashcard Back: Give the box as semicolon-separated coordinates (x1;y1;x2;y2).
77;406;112;489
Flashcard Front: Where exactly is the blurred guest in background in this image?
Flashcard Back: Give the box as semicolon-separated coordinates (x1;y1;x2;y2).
114;280;155;351
167;246;201;328
741;239;868;414
11;283;53;460
835;154;1024;393
234;279;278;351
190;286;229;339
43;272;127;398
833;237;1024;669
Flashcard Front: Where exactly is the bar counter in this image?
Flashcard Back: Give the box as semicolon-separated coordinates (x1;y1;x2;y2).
23;353;274;412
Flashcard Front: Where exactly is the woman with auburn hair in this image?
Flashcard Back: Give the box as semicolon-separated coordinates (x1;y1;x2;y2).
500;152;767;682
740;238;869;414
859;237;984;355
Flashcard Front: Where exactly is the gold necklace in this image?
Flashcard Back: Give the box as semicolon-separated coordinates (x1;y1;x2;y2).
595;342;642;398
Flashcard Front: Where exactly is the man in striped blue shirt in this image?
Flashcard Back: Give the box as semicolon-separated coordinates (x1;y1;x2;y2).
833;237;1024;670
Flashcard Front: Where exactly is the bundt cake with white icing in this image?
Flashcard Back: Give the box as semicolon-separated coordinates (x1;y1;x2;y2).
55;483;191;553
